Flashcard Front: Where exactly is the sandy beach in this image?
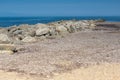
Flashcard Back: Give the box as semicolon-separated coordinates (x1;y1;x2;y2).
0;21;120;80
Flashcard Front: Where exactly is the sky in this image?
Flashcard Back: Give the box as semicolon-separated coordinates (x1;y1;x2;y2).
0;0;120;17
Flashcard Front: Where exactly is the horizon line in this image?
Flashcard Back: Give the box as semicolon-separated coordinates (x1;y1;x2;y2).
0;16;120;17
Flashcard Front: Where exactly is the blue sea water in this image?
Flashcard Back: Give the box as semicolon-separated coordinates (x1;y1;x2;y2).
0;16;120;27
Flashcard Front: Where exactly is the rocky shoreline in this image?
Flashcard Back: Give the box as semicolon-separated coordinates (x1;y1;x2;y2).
0;20;98;54
0;20;120;79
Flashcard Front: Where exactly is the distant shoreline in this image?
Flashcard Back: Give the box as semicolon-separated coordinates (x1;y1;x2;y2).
0;16;120;27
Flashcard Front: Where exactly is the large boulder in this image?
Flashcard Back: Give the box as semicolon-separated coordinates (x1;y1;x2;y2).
74;21;89;30
18;24;31;29
7;26;19;34
35;23;50;36
63;21;77;33
49;26;57;36
13;30;23;35
36;27;50;36
26;30;36;37
18;24;35;36
0;34;11;43
0;28;8;34
22;36;36;43
55;25;69;35
35;23;48;29
8;24;34;36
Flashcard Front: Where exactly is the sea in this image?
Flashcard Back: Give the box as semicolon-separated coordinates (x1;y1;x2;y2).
0;16;120;27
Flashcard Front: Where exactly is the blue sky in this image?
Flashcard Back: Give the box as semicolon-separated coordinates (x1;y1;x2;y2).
0;0;120;16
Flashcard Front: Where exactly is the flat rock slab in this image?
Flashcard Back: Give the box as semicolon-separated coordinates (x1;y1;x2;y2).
0;44;15;50
0;44;16;54
0;50;14;55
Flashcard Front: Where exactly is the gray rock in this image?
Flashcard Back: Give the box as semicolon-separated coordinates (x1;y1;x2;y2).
13;30;23;35
8;26;19;33
35;23;50;36
56;25;69;35
27;30;36;37
49;26;57;36
36;27;50;36
22;36;36;43
15;35;25;40
0;34;11;43
0;28;8;34
0;20;97;45
35;23;48;29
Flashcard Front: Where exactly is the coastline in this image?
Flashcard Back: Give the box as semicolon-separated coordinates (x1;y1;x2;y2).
0;20;120;80
0;16;120;27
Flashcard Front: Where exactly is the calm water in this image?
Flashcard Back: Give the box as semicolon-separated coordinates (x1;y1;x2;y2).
0;16;120;27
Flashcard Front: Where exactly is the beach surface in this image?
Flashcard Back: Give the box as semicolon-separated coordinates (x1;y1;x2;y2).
0;63;120;80
0;21;120;80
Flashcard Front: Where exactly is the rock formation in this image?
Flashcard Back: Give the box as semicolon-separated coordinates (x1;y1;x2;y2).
0;20;97;54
